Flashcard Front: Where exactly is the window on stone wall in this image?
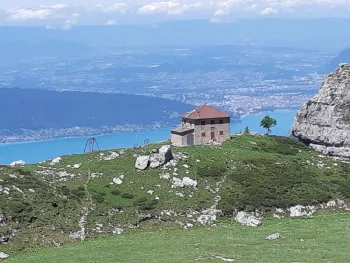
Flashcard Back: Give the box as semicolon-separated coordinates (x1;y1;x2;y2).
201;120;206;125
210;120;215;124
202;132;206;137
219;119;223;124
219;131;224;135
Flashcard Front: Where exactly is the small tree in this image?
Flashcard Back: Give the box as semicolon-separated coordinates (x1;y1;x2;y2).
260;115;277;135
243;126;250;134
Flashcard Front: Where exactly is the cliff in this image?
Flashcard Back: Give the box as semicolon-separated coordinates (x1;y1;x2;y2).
291;63;350;159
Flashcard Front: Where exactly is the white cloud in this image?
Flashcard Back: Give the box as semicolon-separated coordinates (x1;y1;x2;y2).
2;0;350;25
138;1;182;14
260;7;277;15
51;4;68;10
99;3;128;13
106;19;116;25
6;8;52;20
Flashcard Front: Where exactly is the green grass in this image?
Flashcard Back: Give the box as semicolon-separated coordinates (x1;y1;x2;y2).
6;213;350;263
1;135;350;254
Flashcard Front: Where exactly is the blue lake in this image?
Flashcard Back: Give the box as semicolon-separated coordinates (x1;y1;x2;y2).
0;109;297;164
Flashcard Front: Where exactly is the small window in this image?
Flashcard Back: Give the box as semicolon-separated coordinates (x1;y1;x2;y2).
210;120;215;124
201;121;206;125
201;132;206;137
219;119;223;124
219;131;224;135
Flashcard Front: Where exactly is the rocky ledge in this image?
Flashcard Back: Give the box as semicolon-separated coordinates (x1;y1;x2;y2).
291;63;350;159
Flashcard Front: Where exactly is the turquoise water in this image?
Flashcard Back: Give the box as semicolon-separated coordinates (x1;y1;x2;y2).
0;109;297;164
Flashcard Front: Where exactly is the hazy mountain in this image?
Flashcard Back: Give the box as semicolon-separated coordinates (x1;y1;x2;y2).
0;88;193;131
1;19;350;49
321;48;350;73
0;39;95;63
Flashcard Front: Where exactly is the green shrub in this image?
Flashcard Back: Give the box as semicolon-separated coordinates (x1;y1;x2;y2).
71;187;86;199
113;205;123;211
92;193;105;203
111;189;121;196
134;197;148;206
59;186;71;196
121;193;134;199
15;168;32;176
138;204;154;211
197;163;227;177
134;197;158;211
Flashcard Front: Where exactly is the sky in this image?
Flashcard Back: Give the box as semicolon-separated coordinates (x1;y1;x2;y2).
1;0;350;27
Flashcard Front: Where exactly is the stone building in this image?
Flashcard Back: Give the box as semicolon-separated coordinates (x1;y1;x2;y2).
171;104;231;147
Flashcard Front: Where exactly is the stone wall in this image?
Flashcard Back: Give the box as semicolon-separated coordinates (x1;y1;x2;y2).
193;117;231;145
171;133;187;147
172;117;231;146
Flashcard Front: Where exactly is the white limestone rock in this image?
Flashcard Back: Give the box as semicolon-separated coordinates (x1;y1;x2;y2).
9;160;25;166
289;205;316;217
112;177;123;185
0;214;5;226
172;177;184;188
73;164;81;169
149;155;161;169
182;177;198;188
172;177;197;188
159;145;174;165
0;252;9;259
265;233;282;240
50;157;62;165
112;228;124;235
291;64;350;159
235;211;262;227
198;209;221;225
135;155;150;170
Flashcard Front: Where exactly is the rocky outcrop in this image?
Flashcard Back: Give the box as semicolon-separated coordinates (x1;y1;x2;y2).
291;63;350;159
135;145;174;170
235;211;262;227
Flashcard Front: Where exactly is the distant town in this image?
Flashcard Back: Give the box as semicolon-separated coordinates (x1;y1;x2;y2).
0;44;334;143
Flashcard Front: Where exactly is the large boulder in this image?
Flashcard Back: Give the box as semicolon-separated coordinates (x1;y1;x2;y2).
291;64;350;159
235;211;262;227
159;145;174;165
135;156;150;170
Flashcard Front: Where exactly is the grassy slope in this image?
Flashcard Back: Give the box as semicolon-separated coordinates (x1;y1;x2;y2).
6;213;350;263
1;134;350;256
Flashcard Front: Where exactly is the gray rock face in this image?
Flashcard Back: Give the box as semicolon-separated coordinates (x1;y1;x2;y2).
291;64;350;159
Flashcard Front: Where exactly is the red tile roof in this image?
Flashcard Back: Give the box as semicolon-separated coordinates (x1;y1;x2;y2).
181;104;230;120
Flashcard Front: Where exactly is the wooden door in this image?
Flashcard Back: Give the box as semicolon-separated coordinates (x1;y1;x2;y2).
211;131;215;140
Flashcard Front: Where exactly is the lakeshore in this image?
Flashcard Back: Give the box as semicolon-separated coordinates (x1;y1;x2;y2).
0;109;297;164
